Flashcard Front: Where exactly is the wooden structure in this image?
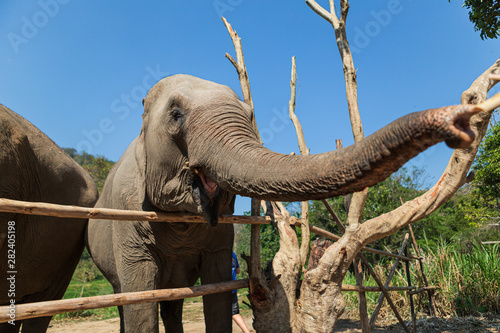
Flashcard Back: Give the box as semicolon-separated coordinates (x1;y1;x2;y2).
0;198;435;327
303;201;437;333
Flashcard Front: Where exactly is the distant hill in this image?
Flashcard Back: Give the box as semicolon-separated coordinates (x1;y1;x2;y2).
63;148;115;193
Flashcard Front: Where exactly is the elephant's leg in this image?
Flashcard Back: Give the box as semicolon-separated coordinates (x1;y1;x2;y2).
112;285;125;333
117;260;160;333
0;320;20;333
200;250;232;333
121;301;159;333
117;305;124;333
20;316;51;333
159;300;184;333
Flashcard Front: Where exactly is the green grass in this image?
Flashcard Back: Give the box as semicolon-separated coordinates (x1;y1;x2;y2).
341;241;500;323
57;240;499;323
54;250;253;322
421;241;500;316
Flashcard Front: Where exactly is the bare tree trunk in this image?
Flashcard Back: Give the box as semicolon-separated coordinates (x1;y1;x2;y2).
222;6;500;332
288;56;311;269
253;62;499;333
222;16;264;282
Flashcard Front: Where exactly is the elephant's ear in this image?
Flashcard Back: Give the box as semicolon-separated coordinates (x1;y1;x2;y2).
134;130;147;202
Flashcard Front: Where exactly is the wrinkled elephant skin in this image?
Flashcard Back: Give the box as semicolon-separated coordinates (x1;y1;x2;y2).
0;105;98;333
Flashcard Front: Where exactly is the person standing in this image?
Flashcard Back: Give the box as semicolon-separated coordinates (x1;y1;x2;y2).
232;251;251;333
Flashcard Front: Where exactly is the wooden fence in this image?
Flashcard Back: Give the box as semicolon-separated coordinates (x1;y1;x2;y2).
0;198;435;331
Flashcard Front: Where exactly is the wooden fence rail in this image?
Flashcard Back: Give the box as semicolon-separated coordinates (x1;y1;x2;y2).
0;279;250;323
0;277;437;324
0;198;270;224
1;198;416;261
0;197;432;324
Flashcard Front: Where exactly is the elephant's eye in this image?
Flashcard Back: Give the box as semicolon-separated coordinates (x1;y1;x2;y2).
172;109;183;121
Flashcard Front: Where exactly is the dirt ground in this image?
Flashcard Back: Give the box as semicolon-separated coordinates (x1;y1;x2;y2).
47;316;254;333
47;314;500;333
46;296;500;333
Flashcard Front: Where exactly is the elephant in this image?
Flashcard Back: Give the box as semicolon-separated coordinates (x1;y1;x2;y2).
86;74;477;333
0;105;98;333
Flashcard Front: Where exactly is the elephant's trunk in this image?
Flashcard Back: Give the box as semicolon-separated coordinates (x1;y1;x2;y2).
187;102;479;202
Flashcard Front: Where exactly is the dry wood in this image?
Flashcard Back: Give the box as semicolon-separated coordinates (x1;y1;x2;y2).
360;254;410;333
221;16;260;143
341;285;417;292
306;0;367;232
402;199;437;317
482;241;500;244
222;17;265;294
354;256;370;332
0;279;249;324
288;56;310;269
407;286;438;295
0;198;270;225
289;56;308;156
404;247;417;333
358;59;500;247
370;233;410;329
288;217;417;261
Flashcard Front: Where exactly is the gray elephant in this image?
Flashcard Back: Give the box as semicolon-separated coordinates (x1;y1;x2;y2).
86;74;477;332
0;105;98;333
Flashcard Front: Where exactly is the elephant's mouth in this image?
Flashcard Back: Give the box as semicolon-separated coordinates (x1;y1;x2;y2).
193;169;221;227
198;171;219;196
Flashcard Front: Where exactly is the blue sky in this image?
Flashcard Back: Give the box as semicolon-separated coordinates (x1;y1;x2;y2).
1;1;499;215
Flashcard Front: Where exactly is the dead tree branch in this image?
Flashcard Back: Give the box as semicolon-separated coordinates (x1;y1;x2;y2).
288;56;310;269
358;58;500;245
222;16;263;279
305;0;366;232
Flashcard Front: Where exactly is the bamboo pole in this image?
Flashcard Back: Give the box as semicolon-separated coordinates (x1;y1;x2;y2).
407;286;438;295
320;198;346;232
0;279;249;324
370;233;409;329
400;197;436;316
353;256;370;332
404;247;417;333
359;254;410;333
289;217;417;261
341;285;417;292
409;225;436;316
0;198;270;225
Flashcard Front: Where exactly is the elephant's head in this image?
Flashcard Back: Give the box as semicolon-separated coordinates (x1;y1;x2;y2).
139;74;478;226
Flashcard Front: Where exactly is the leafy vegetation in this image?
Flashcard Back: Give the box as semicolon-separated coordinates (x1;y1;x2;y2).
450;0;500;39
342;242;500;322
63;148;115;193
473;119;500;210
